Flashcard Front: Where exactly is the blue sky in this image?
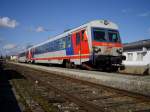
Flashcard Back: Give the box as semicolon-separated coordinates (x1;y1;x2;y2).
0;0;150;55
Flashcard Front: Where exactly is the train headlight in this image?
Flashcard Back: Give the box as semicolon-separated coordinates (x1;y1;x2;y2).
122;56;126;60
116;48;123;54
93;47;101;53
104;20;109;25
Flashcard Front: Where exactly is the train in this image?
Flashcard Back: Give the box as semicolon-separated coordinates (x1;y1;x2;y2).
18;20;126;71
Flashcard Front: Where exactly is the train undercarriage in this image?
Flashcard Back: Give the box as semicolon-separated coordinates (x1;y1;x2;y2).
60;55;126;72
92;55;126;71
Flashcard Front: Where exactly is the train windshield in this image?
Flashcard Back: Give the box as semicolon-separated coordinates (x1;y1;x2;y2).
108;30;121;43
93;29;107;42
92;28;121;43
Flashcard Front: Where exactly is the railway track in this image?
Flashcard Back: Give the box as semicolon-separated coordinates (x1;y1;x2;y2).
6;63;150;112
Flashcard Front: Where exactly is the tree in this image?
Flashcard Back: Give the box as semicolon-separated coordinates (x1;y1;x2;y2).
0;55;3;59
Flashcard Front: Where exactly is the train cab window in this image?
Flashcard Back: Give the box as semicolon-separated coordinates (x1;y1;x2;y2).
76;33;80;45
93;29;106;42
108;30;120;43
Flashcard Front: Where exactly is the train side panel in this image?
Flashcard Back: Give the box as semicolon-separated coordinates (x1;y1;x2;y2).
30;28;91;65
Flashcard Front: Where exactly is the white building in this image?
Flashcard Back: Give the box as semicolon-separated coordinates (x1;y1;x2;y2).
123;39;150;75
10;55;18;61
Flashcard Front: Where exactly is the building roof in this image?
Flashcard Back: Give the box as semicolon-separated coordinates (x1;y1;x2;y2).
123;39;150;51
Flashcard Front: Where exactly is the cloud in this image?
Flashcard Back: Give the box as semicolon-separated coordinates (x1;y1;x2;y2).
138;12;150;17
27;26;46;32
1;43;24;56
3;44;17;50
0;17;18;28
121;9;131;13
35;26;46;32
27;26;53;32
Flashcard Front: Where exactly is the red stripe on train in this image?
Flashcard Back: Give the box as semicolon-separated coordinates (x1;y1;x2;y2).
31;55;90;60
92;41;123;47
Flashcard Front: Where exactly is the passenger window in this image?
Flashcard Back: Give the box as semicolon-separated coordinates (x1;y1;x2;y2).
76;33;80;45
58;38;65;50
66;36;71;48
62;38;66;48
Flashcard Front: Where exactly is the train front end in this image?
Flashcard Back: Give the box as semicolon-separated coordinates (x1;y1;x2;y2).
90;20;126;71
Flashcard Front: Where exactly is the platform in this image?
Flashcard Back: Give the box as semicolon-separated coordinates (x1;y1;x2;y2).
10;62;150;96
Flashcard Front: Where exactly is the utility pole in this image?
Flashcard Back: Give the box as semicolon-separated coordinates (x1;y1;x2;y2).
0;50;3;59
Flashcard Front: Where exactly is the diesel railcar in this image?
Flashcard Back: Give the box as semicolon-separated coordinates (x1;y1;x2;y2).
18;20;126;71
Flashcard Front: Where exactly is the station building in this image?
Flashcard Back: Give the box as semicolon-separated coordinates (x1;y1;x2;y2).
10;55;18;61
122;39;150;75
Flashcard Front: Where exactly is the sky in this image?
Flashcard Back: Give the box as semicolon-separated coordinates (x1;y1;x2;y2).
0;0;150;55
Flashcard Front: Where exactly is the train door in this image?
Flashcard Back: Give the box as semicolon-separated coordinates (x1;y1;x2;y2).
26;49;32;62
80;30;89;55
76;32;82;64
72;30;89;65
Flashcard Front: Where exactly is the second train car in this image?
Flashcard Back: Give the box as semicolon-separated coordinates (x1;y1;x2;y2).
18;20;126;71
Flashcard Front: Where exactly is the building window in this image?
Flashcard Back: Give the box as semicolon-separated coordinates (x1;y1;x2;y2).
137;53;142;61
136;52;146;61
127;53;133;61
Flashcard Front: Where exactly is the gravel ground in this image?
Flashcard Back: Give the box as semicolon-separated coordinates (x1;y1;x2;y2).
10;62;150;96
6;63;150;112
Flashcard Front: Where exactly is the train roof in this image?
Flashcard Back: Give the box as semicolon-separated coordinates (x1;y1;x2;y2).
123;39;150;51
29;19;119;49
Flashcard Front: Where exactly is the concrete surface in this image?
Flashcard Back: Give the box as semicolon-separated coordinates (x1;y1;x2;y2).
120;65;150;75
10;62;150;96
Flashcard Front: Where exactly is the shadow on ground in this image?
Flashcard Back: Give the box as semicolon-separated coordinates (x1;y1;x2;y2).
0;62;25;112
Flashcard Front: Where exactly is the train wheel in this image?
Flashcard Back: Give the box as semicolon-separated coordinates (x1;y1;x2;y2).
112;66;119;72
102;66;111;72
31;60;35;64
71;62;77;69
66;61;72;68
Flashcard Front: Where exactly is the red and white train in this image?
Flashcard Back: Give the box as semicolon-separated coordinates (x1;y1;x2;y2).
18;20;126;71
